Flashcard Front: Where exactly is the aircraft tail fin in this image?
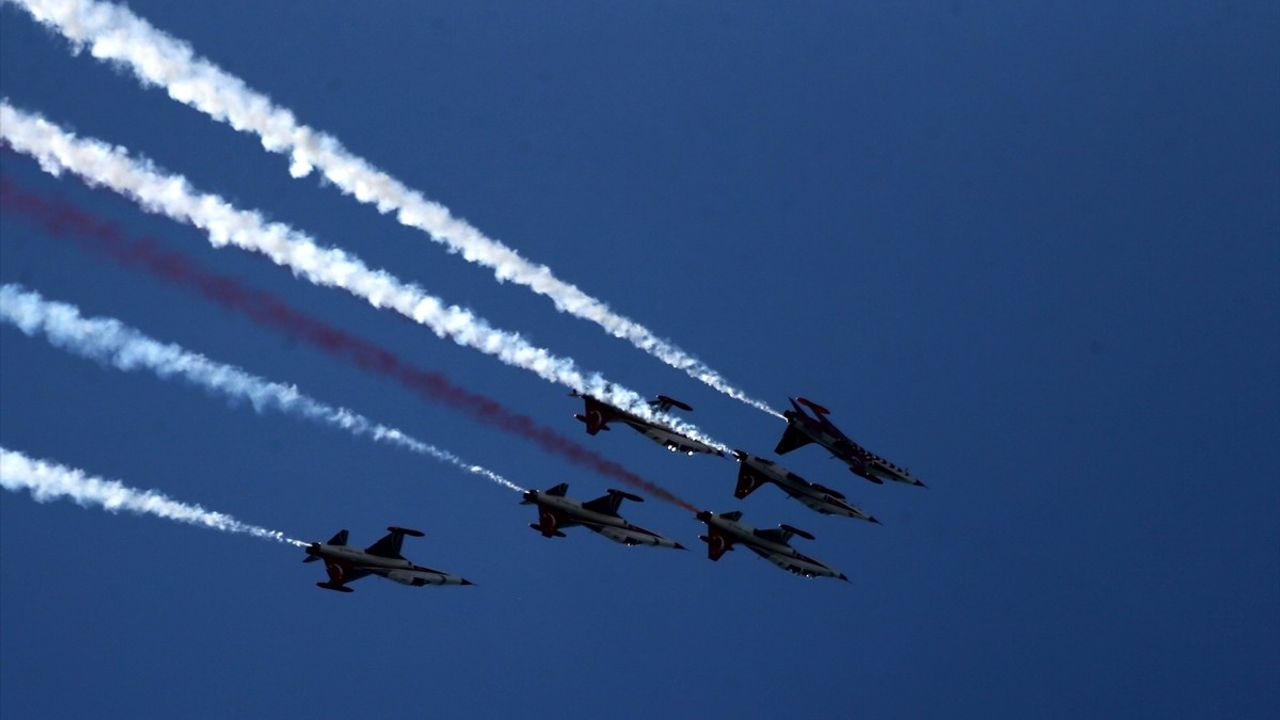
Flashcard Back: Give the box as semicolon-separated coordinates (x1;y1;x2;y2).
327;529;349;546
545;482;570;497
774;424;815;455
734;464;768;499
699;530;733;560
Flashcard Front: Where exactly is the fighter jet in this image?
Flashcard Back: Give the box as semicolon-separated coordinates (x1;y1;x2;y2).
776;397;925;487
571;391;725;457
695;510;847;580
521;483;685;549
302;526;473;592
731;450;879;523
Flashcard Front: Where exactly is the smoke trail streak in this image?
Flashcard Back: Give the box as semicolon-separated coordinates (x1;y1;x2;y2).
6;0;783;420
0;284;522;492
0;101;729;454
0;446;306;546
0;178;701;511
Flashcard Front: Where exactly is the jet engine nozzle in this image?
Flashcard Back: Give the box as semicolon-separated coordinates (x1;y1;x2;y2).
695;510;712;522
520;491;537;505
302;543;321;562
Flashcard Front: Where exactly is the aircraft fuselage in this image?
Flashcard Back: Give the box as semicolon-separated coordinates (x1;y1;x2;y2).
734;452;878;522
696;511;845;580
784;405;925;488
523;490;683;549
305;544;468;586
623;418;723;456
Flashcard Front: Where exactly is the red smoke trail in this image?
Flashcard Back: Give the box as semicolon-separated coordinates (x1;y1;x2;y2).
0;178;700;512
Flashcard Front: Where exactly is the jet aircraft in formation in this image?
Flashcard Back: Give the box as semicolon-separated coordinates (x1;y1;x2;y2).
305;396;922;591
732;450;878;523
776;397;925;488
303;526;473;592
522;482;685;549
696;510;846;580
571;391;725;457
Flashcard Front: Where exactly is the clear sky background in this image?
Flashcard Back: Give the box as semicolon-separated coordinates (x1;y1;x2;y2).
2;2;1277;718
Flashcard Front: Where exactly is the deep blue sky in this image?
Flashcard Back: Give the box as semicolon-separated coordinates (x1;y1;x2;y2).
2;2;1277;718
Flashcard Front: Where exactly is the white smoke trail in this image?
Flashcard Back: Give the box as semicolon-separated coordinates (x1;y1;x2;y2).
6;0;783;420
0;445;307;546
0;284;524;492
0;102;728;452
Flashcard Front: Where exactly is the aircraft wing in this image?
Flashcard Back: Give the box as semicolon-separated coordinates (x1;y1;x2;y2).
581;488;642;516
364;526;425;559
774;424;815;455
762;552;828;578
752;528;792;545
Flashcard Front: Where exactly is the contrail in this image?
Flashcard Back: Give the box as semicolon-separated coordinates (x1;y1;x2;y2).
0;178;702;512
6;0;784;420
0;284;522;493
0;445;306;546
0;101;729;454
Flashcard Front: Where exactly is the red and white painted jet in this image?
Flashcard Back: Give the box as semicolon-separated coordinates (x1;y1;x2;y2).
521;483;685;549
302;527;473;592
731;450;879;523
696;510;847;580
776;397;925;488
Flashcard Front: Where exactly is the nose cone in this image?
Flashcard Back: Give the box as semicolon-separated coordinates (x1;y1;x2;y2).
459;578;474;586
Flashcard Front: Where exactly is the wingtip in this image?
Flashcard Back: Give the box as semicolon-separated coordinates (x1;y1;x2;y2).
869;516;882;525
